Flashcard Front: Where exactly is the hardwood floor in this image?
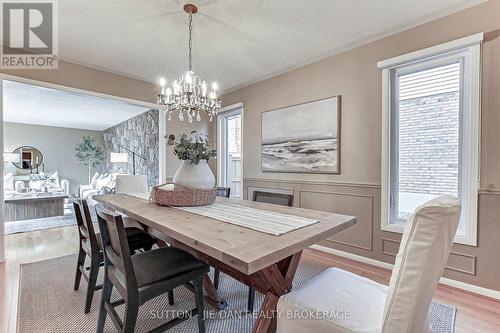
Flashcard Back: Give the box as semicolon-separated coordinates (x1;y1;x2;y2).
0;226;78;333
1;227;499;332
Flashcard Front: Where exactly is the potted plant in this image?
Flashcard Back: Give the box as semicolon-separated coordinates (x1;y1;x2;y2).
167;131;216;189
75;136;103;184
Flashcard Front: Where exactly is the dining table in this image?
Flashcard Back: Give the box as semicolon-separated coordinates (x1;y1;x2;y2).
94;194;356;333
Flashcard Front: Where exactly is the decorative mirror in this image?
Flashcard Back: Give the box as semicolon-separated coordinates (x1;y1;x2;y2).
12;146;43;170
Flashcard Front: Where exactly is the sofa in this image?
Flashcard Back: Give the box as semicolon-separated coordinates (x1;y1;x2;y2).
79;172;119;206
3;171;70;198
28;171;70;194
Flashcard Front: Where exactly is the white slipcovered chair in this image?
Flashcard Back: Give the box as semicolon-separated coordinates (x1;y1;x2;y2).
277;196;461;333
115;174;149;230
115;174;148;196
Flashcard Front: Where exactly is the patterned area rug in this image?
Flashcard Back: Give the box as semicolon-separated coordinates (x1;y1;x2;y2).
18;255;456;333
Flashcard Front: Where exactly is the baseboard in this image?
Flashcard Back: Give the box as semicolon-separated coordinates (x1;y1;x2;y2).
310;245;500;301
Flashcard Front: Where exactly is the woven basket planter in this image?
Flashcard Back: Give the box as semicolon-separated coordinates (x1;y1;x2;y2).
151;183;216;207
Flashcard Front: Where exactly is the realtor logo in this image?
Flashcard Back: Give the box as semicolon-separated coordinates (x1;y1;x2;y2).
1;0;58;68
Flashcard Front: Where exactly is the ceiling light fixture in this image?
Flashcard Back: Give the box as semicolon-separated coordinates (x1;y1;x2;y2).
157;4;221;122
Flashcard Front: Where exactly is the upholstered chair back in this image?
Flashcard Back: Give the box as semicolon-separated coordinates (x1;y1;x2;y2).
115;174;148;194
382;196;461;333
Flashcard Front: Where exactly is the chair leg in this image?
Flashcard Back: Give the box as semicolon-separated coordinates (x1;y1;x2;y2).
73;249;85;291
97;276;112;333
247;287;256;313
213;268;220;289
168;290;174;305
122;298;139;333
84;255;100;314
194;277;206;333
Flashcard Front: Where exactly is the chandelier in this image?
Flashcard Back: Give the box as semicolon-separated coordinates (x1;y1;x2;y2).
157;4;221;122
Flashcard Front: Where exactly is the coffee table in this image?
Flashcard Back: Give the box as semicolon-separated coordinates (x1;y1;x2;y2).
4;193;68;222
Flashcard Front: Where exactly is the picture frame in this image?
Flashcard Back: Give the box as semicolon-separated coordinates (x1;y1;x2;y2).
261;95;341;174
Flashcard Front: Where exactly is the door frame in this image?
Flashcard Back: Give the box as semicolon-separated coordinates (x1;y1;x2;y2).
0;73;167;262
216;102;244;198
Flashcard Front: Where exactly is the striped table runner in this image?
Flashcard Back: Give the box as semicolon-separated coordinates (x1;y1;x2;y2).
176;203;319;236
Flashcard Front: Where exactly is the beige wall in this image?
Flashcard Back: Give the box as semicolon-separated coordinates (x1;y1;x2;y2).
221;0;500;291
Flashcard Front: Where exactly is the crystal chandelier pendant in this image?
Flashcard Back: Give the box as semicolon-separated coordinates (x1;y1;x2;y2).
156;4;221;122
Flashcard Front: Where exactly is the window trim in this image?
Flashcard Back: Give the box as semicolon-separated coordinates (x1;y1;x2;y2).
379;34;482;246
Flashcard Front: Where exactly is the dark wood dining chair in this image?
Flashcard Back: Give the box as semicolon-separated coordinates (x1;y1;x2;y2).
213;187;231;289
252;190;294;207
247;191;294;312
213;189;294;312
215;187;231;198
96;205;210;333
72;197;155;313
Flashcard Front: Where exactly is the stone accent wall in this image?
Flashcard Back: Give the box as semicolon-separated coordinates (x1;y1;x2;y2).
398;91;459;196
102;110;159;187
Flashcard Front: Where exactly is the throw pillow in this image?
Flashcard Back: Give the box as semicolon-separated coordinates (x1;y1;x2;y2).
95;174;112;190
47;171;59;187
90;172;100;188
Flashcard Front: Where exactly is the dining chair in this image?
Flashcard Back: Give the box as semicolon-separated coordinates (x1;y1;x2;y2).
248;191;294;312
115;174;149;194
72;197;155;314
276;196;461;333
215;186;231;198
252;191;294;207
212;187;231;290
213;190;294;313
115;174;149;229
95;205;209;333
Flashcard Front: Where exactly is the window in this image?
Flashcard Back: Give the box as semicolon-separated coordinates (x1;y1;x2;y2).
378;33;482;246
217;104;243;199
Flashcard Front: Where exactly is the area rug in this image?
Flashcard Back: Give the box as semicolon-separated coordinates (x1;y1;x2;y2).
4;214;76;235
5;203;77;235
18;255;456;333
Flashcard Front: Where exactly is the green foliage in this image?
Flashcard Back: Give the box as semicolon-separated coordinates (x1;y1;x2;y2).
167;131;216;165
75;136;103;168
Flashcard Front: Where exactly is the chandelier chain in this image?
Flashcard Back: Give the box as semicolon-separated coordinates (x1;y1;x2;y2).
188;13;193;71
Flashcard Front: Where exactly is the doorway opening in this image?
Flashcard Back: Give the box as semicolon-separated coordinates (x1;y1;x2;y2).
217;104;243;199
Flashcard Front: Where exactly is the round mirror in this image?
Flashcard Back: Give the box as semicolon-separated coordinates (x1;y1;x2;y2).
12;146;43;170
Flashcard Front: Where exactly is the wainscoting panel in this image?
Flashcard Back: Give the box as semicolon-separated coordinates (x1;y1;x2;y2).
381;238;400;256
242;178;500;291
380;238;477;275
300;190;373;251
244;178;376;252
446;252;477;275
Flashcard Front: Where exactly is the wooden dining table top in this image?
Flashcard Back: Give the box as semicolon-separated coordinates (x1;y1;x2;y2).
94;194;357;275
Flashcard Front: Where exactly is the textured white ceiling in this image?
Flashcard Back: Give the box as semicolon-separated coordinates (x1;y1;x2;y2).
58;0;484;92
3;81;150;130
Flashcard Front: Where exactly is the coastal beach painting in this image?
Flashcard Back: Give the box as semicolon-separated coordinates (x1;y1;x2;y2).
261;96;341;174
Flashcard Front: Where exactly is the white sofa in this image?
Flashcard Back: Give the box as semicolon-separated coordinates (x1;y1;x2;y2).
79;172;119;206
28;171;70;195
4;171;70;197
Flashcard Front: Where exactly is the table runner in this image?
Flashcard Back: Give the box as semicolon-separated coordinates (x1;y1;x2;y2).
176;203;319;236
